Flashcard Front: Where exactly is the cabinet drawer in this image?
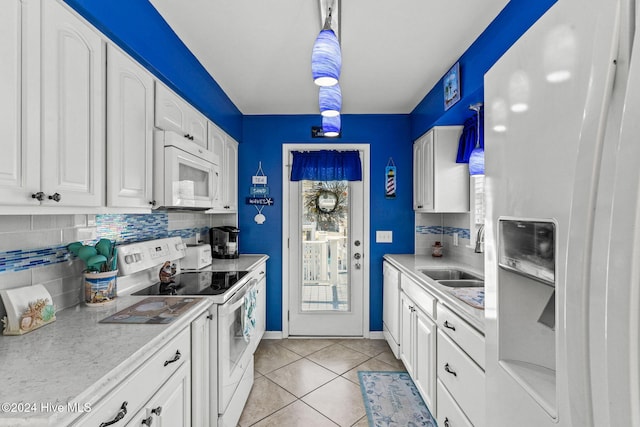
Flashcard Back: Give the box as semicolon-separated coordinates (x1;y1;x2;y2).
75;326;191;426
437;304;485;369
401;274;435;318
437;379;473;427
437;331;485;427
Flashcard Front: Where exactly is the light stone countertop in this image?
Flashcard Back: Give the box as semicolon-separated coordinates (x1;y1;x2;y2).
0;295;213;426
384;254;485;333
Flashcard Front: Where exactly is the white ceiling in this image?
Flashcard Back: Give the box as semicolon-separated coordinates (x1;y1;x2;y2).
148;0;509;115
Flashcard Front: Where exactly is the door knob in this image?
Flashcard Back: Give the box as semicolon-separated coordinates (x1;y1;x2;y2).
354;253;361;259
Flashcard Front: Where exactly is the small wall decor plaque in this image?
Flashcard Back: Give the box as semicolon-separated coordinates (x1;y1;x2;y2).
247;161;272;224
385;158;397;199
0;284;56;335
444;62;461;111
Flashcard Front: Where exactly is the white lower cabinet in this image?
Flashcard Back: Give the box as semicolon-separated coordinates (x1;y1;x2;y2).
399;274;437;414
74;326;192;426
382;261;401;358
127;362;191;426
191;308;215;427
437;379;474;427
255;263;267;343
437;329;485;427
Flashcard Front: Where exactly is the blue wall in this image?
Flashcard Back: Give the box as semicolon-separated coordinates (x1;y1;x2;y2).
240;115;415;331
410;0;557;139
59;0;557;332
64;0;243;140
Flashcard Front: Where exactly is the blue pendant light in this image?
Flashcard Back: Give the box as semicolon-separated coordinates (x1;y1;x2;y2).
322;114;341;137
312;5;341;87
468;104;485;175
319;84;341;117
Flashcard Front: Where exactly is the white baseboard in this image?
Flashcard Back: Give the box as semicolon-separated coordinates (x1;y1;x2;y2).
262;331;284;340
263;331;385;339
368;331;385;340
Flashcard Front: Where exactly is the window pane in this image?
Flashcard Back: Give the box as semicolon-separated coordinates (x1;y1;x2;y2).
300;180;350;312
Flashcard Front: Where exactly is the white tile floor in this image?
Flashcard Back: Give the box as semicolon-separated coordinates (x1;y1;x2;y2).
238;339;406;427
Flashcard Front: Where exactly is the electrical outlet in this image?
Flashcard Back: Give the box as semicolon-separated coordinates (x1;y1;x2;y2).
453;232;459;246
376;230;393;243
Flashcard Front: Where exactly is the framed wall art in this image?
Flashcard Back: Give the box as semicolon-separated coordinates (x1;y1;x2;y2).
444;62;461;110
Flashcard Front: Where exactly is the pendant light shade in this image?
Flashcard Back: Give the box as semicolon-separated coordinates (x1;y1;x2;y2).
469;147;485;175
319;84;341;117
312;29;341;87
322;114;341;137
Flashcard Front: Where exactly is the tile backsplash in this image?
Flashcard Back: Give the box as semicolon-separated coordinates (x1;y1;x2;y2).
416;212;483;271
0;212;231;319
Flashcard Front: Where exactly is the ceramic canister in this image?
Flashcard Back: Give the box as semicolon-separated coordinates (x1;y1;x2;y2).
83;270;118;306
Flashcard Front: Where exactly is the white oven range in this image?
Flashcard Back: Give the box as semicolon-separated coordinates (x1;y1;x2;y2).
116;237;265;427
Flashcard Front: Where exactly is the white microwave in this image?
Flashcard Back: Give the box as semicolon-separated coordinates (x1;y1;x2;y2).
153;130;220;209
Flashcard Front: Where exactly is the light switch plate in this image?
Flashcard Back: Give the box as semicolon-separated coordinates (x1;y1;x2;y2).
376;230;393;243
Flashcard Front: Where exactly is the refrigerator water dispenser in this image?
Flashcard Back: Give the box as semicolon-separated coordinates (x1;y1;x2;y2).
497;218;558;418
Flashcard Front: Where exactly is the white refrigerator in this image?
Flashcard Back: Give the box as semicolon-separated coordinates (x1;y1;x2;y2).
484;0;640;425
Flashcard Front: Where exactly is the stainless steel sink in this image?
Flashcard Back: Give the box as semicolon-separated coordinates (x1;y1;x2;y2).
437;279;485;288
419;268;482;281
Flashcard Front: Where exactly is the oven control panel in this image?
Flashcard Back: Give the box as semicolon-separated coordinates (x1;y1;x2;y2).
117;237;186;276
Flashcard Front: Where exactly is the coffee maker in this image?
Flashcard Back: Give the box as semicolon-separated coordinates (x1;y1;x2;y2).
209;226;240;259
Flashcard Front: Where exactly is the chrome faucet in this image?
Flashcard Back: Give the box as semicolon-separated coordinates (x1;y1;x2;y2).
475;224;485;253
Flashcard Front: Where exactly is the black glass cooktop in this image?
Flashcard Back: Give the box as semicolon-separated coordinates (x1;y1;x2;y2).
132;271;249;296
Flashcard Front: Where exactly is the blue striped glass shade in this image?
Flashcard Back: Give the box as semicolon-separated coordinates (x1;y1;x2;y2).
312;29;341;87
469;147;485;175
322;114;341;137
319;84;341;117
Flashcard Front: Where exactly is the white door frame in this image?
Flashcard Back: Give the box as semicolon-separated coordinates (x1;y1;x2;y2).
282;143;370;338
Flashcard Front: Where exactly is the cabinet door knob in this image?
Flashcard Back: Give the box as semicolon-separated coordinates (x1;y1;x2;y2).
149;200;156;206
444;363;457;376
151;406;162;416
99;401;128;427
141;416;153;426
48;193;61;202
163;350;181;366
443;320;456;331
31;192;45;201
444;417;451;427
206;314;213;320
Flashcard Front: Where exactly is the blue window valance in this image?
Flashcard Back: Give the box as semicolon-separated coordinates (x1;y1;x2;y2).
456;110;484;163
290;150;362;181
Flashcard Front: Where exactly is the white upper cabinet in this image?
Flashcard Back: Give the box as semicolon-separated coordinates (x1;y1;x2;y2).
208;121;225;210
0;0;40;205
222;135;238;212
155;82;208;149
207;122;238;213
41;0;105;207
0;0;105;208
413;126;469;213
106;45;155;209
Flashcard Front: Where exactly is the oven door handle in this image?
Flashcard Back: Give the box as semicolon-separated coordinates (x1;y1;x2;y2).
218;281;256;316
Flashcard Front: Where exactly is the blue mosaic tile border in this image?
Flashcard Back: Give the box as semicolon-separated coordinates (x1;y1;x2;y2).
0;245;70;273
97;212;169;244
0;213;210;274
416;225;470;240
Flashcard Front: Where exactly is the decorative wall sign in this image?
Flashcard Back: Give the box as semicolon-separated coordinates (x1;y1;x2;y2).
250;187;270;196
444;62;461;110
246;197;275;205
385;158;397;199
247;162;273;223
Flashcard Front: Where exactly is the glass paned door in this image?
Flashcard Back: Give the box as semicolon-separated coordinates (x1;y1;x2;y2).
300;180;350;312
287;148;366;337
